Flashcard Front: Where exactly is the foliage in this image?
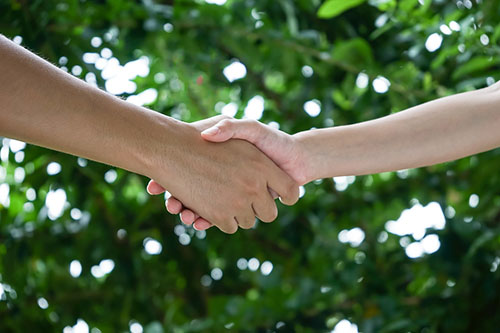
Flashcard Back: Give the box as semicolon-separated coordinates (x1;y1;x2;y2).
318;0;366;18
1;0;500;332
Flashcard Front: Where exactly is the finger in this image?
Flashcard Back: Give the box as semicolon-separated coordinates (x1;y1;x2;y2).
166;197;183;214
252;192;278;223
236;209;257;230
147;180;166;195
180;209;196;225
193;218;213;231
216;218;238;234
266;164;300;206
269;188;279;199
191;114;231;131
201;119;262;143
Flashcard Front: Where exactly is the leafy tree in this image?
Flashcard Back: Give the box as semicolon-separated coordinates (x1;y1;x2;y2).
1;0;500;331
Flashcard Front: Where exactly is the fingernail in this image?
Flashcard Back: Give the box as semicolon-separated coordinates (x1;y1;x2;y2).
201;126;219;136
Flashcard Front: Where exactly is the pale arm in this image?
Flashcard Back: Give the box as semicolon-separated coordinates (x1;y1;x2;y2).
197;83;500;182
0;35;299;233
156;83;500;230
297;83;500;181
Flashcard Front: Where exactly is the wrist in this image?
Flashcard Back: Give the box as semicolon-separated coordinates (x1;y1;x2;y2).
136;110;191;181
292;130;320;184
293;126;355;182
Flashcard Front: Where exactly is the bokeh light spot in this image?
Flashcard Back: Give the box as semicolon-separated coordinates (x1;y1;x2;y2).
244;96;265;120
425;33;443;52
223;61;247;82
372;76;391;93
144;238;162;255
303;99;321;117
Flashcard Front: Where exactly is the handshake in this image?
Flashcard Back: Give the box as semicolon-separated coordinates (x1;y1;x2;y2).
143;80;500;234
3;35;498;236
145;115;309;234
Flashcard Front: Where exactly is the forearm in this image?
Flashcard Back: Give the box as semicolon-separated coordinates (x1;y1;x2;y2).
0;35;179;178
297;84;500;180
0;36;300;233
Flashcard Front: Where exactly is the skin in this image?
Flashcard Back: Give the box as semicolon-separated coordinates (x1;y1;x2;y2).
0;35;299;234
151;82;500;230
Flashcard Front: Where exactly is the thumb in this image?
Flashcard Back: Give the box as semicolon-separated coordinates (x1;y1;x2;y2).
201;119;259;143
191;114;230;131
200;125;233;142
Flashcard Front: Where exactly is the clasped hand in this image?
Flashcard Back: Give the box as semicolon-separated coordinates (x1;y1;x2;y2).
147;116;301;234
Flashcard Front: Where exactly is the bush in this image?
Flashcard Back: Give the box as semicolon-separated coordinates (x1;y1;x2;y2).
1;0;499;331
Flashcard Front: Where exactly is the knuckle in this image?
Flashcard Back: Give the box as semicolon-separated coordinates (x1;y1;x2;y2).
241;177;260;196
233;196;248;210
250;156;266;172
242;119;258;127
218;114;231;121
212;212;225;225
219;118;234;129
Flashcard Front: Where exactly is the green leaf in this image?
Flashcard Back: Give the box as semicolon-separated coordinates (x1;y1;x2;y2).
332;90;352;110
466;230;495;259
452;56;500;80
331;38;374;66
317;0;366;18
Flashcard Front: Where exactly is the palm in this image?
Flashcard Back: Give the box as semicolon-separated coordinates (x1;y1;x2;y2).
244;127;305;185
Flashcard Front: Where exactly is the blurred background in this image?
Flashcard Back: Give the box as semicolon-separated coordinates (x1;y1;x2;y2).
1;0;500;332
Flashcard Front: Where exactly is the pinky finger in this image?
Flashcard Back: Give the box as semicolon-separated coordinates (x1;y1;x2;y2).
146;180;166;195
